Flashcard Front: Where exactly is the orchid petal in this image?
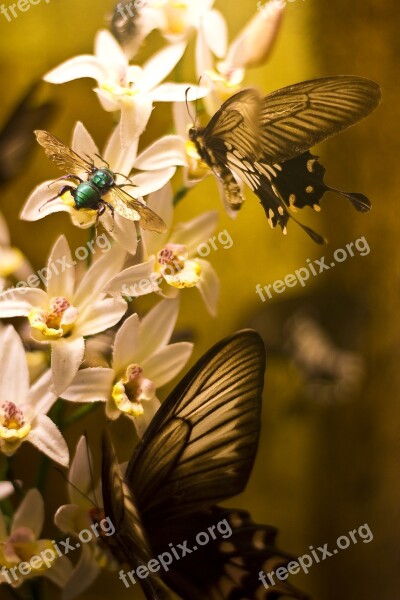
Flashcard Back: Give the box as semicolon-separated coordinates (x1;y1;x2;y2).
202;9;228;58
119;96;153;148
142;342;193;387
71;122;99;163
134;136;187;170
0;326;30;403
140;42;186;92
62;544;100;600
0;288;48;316
77;298;127;337
112;313;140;375
20;180;73;222
73;244;126;312
137;298;180;362
29;415;69;467
152;83;209;102
104;256;157;297
196;258;220;316
12;489;43;538
47;235;75;300
44;56;107;85
44;555;73;588
95;30;127;72
30;370;57;416
51;337;85;395
170;210;219;255
61;368;114;404
141;184;173;256
133;167;176;198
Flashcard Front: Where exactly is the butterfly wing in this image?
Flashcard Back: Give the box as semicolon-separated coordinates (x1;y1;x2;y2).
126;329;266;524
101;433;172;600
259;76;381;164
107;185;167;232
202;89;263;160
148;507;309;600
35;129;93;176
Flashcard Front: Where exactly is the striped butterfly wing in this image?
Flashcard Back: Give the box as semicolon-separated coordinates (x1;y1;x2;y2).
126;330;309;599
147;507;309;600
101;434;171;600
202;89;263;160
126;330;266;525
259;76;381;165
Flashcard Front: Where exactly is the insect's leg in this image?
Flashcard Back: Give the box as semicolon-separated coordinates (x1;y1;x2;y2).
48;174;82;188
40;186;76;211
103;201;115;232
113;172;132;183
95;204;106;237
93;153;110;168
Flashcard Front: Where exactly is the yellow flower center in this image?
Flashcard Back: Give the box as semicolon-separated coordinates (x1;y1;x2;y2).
0;528;57;578
157;243;201;288
112;365;156;417
156;0;190;35
0;402;31;444
28;297;78;341
185;140;210;180
204;68;244;103
101;82;140;98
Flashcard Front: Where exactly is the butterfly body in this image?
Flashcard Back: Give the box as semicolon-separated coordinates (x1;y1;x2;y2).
101;330;309;599
188;76;381;243
34;129;167;232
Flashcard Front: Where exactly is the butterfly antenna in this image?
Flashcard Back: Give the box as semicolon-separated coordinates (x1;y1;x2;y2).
84;430;100;508
185;87;196;125
53;466;97;508
194;75;204;127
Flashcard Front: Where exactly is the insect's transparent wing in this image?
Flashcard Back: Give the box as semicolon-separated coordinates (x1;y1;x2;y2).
101;434;171;600
259;76;381;164
126;330;266;525
108;186;167;232
204;89;263;160
35;130;93;175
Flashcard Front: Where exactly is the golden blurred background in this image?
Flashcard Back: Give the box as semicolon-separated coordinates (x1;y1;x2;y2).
0;0;399;598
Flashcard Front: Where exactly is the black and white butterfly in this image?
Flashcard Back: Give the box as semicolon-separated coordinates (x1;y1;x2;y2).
189;76;381;244
101;330;308;600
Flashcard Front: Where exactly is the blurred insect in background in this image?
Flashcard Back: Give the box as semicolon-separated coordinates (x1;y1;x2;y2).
189;76;381;243
101;330;309;600
248;297;366;406
34;130;167;233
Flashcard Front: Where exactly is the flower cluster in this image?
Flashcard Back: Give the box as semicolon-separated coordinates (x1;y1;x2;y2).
0;0;285;596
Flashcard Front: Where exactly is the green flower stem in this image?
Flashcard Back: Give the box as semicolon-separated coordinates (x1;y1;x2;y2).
86;225;96;268
62;402;100;429
173;186;189;205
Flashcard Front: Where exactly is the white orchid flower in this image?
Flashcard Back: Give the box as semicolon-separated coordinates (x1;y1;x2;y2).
0;326;68;466
43;30;207;146
21;122;175;255
0;489;72;588
197;0;285;114
104;184;220;315
61;298;193;437
54;437;116;600
0;236;127;395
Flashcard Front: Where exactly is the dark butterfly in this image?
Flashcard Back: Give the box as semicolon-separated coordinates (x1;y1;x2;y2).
189;76;381;244
101;330;309;599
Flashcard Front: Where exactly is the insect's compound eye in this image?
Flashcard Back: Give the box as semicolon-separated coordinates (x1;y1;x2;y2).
188;127;196;141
